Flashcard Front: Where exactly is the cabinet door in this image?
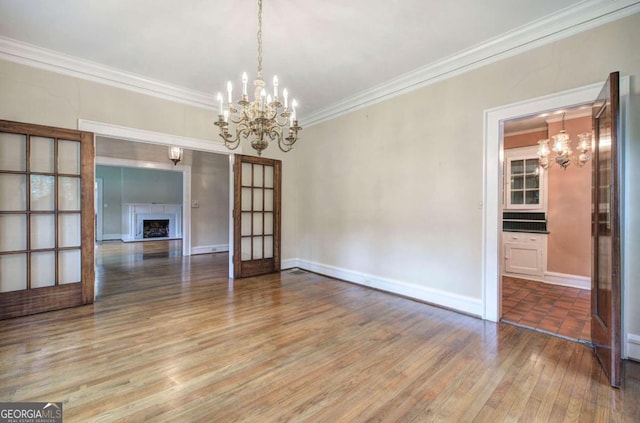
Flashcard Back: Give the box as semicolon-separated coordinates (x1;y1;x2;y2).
504;146;545;210
504;242;542;276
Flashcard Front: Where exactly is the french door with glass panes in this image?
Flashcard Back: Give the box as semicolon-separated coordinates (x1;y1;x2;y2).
233;155;281;278
0;120;94;319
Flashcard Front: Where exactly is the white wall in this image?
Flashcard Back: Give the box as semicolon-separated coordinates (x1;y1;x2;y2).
95;165;183;239
293;13;640;356
120;167;182;204
190;151;230;253
95;166;123;237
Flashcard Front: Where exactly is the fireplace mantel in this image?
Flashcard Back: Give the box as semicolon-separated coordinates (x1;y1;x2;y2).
123;203;182;242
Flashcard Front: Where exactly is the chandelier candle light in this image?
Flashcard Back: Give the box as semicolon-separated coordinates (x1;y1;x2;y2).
214;0;302;156
537;113;591;170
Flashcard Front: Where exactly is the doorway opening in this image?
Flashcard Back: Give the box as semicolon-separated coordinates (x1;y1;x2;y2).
499;105;593;342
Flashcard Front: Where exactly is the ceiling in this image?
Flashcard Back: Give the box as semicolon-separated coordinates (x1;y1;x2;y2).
0;0;628;120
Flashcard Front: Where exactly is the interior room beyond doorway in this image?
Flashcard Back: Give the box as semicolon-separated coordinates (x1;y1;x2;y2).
500;106;593;342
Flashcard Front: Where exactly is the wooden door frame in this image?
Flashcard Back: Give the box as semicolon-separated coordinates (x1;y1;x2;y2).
482;77;631;357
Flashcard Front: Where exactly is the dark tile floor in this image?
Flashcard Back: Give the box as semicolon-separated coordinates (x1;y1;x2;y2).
501;276;591;342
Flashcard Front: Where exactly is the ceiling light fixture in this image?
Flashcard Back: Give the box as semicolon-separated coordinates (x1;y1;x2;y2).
168;146;183;165
537;113;591;170
214;0;302;156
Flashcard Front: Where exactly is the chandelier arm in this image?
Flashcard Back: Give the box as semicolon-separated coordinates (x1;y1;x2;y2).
277;134;294;153
218;133;240;150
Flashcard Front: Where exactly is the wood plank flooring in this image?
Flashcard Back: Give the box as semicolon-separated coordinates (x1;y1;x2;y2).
1;241;639;422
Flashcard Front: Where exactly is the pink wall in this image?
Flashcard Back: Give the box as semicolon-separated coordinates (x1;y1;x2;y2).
546;116;592;277
503;129;547;149
503;116;592;278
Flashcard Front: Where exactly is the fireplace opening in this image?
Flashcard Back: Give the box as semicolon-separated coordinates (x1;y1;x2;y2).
143;219;170;238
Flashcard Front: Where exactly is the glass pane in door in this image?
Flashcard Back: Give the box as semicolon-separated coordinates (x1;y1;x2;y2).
59;213;81;248
30;137;55;173
0;174;26;211
0;254;27;292
511;191;523;205
511;176;523;189
0;132;26;171
31;214;56;249
253;164;263;187
0;215;27;252
30;175;55;210
252;237;263;259
58;249;81;284
58;140;80;174
525;159;538;173
31;252;55;288
241;188;252;211
241;162;252;186
253;189;263;211
58;177;80;210
241;212;252;236
525;190;539;205
252;213;263;235
511;160;524;174
596;112;612;317
264;166;274;188
241;237;251;260
264;190;274;212
264;236;273;259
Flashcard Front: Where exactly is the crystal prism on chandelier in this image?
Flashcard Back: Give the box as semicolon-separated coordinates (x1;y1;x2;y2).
537;112;591;170
214;0;302;156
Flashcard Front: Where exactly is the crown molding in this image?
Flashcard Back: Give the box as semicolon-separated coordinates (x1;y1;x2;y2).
1;1;638;123
0;37;215;109
303;0;640;126
545;110;593;124
504;127;548;137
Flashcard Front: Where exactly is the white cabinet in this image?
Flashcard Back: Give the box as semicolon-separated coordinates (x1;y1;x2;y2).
504;146;546;211
503;232;546;277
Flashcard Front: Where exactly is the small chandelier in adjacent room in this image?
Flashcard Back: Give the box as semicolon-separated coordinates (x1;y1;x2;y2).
168;146;183;165
214;0;302;156
537;113;591;170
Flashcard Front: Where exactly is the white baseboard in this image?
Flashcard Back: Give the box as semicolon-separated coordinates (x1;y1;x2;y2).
503;271;591;290
543;272;591;290
191;244;229;255
285;258;482;317
281;258;300;270
102;233;123;241
628;334;640;361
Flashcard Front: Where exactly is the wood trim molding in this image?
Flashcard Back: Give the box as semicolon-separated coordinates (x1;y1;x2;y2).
80;130;95;303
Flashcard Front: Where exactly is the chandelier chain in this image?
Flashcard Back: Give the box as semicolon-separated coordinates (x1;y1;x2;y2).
257;0;263;77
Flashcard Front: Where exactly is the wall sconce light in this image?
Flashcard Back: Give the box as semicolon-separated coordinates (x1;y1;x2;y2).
168;146;183;165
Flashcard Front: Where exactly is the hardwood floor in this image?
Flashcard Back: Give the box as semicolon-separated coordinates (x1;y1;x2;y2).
1;242;638;422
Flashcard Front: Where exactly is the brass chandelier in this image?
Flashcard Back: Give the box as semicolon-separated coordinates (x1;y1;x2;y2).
537;113;591;170
214;0;302;156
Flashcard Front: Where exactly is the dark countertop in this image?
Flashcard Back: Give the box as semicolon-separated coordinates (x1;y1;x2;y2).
503;229;550;234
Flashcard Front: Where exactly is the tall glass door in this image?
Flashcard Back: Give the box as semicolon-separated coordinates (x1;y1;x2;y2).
0;120;94;319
